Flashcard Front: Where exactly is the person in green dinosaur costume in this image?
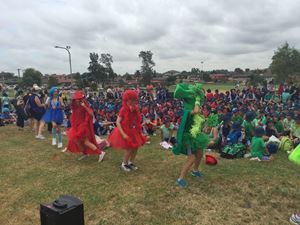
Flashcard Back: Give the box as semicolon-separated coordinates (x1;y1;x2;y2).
173;83;210;188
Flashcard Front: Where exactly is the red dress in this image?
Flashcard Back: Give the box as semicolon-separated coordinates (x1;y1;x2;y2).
67;100;102;155
108;107;147;150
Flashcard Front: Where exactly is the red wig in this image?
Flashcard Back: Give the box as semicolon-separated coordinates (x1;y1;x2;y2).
122;90;138;103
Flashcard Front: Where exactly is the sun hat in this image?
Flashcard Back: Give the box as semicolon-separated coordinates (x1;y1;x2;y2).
206;154;218;165
33;84;41;91
232;108;238;113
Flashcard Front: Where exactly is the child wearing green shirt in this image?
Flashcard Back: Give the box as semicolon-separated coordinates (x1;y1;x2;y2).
250;127;271;161
283;112;295;133
274;114;284;135
242;111;256;142
253;110;267;127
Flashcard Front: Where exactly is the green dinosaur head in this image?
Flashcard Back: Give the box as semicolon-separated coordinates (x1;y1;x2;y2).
174;83;205;110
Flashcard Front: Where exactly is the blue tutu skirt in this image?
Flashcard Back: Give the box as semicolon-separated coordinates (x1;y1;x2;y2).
42;109;52;123
51;109;64;124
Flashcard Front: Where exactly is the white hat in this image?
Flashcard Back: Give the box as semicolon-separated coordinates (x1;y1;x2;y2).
33;84;41;91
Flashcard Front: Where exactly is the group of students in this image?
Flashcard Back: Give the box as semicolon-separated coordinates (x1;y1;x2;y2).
2;82;300;168
1;81;300;224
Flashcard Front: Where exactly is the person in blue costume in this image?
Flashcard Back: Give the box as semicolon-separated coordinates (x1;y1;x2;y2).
43;87;64;148
173;83;210;188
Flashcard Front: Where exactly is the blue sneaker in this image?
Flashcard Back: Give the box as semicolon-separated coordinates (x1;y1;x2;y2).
176;178;187;188
191;171;203;178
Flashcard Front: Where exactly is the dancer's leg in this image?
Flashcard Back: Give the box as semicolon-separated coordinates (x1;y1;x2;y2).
56;124;63;148
38;120;45;136
129;149;138;163
193;150;203;171
179;154;196;180
84;139;97;151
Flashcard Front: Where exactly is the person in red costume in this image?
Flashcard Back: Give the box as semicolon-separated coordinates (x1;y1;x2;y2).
109;90;147;172
66;91;106;162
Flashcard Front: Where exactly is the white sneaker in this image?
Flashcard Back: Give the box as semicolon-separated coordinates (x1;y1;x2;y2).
35;135;45;140
78;154;88;161
98;151;106;162
52;138;57;146
57;142;63;148
128;163;138;170
61;147;68;152
120;163;131;172
250;157;261;161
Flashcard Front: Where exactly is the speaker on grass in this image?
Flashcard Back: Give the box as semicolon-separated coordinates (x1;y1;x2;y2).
40;195;84;225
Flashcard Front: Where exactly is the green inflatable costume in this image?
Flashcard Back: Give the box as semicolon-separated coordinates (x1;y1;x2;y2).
172;83;210;155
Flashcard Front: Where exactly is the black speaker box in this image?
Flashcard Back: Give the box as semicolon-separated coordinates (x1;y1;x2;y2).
40;195;84;225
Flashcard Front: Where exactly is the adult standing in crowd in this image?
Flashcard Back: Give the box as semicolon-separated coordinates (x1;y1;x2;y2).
29;84;46;139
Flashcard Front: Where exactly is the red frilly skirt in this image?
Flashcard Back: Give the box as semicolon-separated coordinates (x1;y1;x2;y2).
67;123;101;155
108;127;147;150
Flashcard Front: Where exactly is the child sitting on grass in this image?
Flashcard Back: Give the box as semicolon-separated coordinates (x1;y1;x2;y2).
160;116;176;145
1;108;16;124
250;127;271;161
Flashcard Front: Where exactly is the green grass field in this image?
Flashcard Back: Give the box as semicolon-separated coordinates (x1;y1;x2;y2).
1;125;300;225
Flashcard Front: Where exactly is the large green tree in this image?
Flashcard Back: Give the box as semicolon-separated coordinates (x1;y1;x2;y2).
248;74;266;86
139;50;155;85
270;42;300;82
100;53;116;81
88;53;116;87
191;68;201;75
202;72;212;82
88;53;105;85
22;68;43;87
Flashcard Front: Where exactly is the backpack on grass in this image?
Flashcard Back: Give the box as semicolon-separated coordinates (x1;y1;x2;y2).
221;143;245;159
279;136;293;153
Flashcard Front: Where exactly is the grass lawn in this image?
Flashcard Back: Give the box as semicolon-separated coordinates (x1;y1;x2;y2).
0;125;300;225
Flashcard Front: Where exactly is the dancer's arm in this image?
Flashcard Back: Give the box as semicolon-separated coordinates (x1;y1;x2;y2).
116;116;128;140
191;104;200;115
81;101;93;116
59;96;64;108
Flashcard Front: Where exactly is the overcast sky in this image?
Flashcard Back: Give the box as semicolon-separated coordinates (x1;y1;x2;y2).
1;0;300;75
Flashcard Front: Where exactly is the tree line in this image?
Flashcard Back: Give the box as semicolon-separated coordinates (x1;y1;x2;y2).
2;42;300;88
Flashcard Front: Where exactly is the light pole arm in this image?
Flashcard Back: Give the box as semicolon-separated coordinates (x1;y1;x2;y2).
54;46;72;74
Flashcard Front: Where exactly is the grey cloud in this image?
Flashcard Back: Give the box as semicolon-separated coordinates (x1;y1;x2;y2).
1;0;300;75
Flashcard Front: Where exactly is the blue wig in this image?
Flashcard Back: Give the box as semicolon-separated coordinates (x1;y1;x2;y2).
49;87;58;100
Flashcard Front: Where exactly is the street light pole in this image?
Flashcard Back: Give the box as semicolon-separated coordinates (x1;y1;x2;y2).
54;45;72;74
17;68;22;78
201;61;204;81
